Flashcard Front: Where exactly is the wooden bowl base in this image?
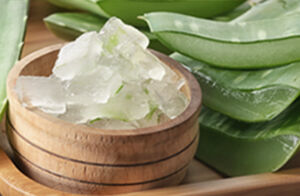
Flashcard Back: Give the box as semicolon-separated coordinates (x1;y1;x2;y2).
14;153;188;195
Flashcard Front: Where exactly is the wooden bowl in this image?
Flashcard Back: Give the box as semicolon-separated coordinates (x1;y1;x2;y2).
6;44;202;195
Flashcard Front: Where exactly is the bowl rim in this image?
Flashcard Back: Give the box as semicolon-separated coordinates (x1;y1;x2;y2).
7;44;202;136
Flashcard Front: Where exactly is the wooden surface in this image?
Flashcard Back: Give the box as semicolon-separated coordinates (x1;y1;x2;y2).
22;0;64;57
123;168;300;196
0;149;76;196
1;0;300;195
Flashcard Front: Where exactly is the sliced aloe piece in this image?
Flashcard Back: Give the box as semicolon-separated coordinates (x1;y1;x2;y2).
97;0;245;27
196;100;300;176
0;0;28;120
232;0;300;23
44;12;106;41
44;12;172;53
47;0;109;18
172;53;300;122
144;12;300;69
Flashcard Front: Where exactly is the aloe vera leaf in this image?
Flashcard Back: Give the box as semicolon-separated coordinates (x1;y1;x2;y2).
44;12;172;53
232;0;300;23
143;12;300;69
172;53;300;122
97;0;245;27
199;81;298;123
0;0;28;120
47;0;109;18
173;53;300;91
214;1;252;22
173;52;300;173
216;0;300;23
196;100;300;176
44;12;106;41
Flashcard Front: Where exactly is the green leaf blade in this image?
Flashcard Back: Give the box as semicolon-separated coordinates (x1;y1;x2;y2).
98;0;245;27
172;53;300;91
44;12;106;41
47;0;110;18
144;12;300;69
0;0;29;121
172;53;300;122
196;101;300;176
197;124;300;176
232;0;300;23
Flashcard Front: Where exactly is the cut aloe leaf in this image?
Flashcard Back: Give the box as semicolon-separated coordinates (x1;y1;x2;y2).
0;0;28;120
144;12;300;69
44;12;172;53
196;101;300;176
47;0;109;18
97;0;246;27
232;0;300;23
171;53;300;122
44;12;106;41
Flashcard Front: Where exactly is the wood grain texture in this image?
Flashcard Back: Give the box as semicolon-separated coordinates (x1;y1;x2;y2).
0;144;220;196
0;149;77;196
6;44;202;194
22;0;64;57
7;121;198;184
14;152;187;195
121;169;300;196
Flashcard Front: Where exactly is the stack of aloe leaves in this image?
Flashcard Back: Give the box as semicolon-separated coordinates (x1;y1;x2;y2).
143;0;300;176
44;0;300;176
43;0;246;53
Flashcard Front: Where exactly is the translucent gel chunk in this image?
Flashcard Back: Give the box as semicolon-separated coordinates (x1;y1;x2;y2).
147;80;189;119
53;31;103;80
65;66;122;105
100;17;149;50
15;76;66;114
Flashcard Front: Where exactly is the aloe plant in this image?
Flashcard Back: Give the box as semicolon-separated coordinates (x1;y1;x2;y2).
143;12;300;69
170;0;300;176
196;101;300;176
0;0;29;120
44;13;107;41
172;53;300;122
97;0;246;27
47;0;109;18
232;0;300;23
47;0;246;27
215;0;300;23
213;1;252;22
44;12;172;53
168;0;300;122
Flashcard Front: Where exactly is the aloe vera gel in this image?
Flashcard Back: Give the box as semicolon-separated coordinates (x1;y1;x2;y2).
15;18;188;129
